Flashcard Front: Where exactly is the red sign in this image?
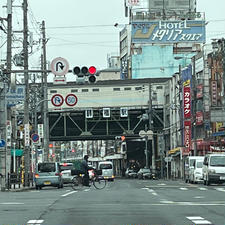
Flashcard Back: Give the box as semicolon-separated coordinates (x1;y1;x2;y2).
184;120;191;153
196;84;203;98
196;111;203;125
183;86;191;118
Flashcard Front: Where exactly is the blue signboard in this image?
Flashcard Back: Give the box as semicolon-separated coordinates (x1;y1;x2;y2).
131;20;206;43
6;85;25;107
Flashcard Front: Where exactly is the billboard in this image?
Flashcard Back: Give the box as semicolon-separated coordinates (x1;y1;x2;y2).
131;20;205;43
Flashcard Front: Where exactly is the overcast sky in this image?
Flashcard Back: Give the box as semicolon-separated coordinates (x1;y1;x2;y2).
1;0;225;73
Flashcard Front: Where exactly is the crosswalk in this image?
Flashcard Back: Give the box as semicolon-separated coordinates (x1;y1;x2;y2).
144;184;225;192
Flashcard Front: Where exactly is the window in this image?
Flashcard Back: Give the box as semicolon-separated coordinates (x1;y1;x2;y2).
82;89;88;92
71;89;78;93
38;163;56;172
99;164;112;169
50;90;57;93
135;87;142;91
113;88;120;91
156;86;163;89
92;88;99;92
124;87;131;91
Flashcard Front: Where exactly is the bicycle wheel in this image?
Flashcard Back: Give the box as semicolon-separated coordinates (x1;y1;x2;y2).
71;176;83;190
92;176;106;189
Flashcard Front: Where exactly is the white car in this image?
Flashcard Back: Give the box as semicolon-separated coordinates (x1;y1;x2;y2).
189;159;203;184
60;162;74;184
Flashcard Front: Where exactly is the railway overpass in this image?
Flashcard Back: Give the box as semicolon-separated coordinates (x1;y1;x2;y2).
46;78;169;141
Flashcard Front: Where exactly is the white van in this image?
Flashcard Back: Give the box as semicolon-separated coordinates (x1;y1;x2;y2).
185;156;204;183
98;161;114;181
202;153;225;185
189;159;204;184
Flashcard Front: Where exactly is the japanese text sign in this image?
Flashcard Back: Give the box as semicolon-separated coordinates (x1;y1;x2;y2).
183;86;191;118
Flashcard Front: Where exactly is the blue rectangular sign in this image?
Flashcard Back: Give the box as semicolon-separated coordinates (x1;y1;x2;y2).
132;20;206;43
6;85;25;107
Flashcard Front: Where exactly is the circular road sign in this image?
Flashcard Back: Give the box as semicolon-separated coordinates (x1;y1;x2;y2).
0;139;6;147
51;94;64;107
50;57;69;76
31;133;39;143
65;94;78;107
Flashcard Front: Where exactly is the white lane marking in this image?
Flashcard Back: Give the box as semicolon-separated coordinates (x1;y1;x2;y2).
84;189;90;192
187;216;212;224
142;187;149;190
61;190;77;197
187;217;204;220
27;220;44;224
194;196;205;199
180;187;188;190
198;187;207;191
215;188;225;192
152;192;158;196
0;202;24;205
191;220;212;224
160;200;174;204
157;183;166;186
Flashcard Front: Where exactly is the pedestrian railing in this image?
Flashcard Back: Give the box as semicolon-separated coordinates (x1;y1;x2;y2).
7;172;34;189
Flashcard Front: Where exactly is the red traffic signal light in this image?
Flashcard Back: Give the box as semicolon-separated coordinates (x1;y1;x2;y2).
88;66;96;74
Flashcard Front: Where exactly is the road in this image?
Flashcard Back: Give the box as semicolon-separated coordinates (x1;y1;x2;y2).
0;179;224;225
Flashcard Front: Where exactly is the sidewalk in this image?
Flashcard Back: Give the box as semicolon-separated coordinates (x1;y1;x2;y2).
0;183;35;192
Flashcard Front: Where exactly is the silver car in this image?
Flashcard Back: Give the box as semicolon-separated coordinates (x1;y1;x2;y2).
35;162;63;190
60;162;74;184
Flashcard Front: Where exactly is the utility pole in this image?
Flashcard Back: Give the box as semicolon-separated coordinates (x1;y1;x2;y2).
0;0;12;191
23;0;30;187
149;83;155;170
6;0;13;186
41;21;49;162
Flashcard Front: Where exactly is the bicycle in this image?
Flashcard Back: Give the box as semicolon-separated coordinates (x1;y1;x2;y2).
71;169;107;190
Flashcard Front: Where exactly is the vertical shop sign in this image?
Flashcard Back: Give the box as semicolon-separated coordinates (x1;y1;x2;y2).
211;81;217;106
183;86;191;118
184;120;191;153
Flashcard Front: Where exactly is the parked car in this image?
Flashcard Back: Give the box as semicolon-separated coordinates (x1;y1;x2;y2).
202;153;225;185
189;159;204;184
137;168;152;179
125;168;137;179
185;156;204;183
35;162;63;190
59;162;74;184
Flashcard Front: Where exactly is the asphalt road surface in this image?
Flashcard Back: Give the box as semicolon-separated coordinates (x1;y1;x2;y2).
0;179;224;225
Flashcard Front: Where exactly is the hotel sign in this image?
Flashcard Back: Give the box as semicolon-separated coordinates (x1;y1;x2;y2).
132;20;206;43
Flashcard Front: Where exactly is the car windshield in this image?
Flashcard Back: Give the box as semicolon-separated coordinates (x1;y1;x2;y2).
38;163;56;172
99;164;112;169
196;161;203;168
210;156;225;166
189;159;195;167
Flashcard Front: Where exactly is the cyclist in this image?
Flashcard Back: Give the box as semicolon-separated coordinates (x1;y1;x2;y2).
80;155;93;187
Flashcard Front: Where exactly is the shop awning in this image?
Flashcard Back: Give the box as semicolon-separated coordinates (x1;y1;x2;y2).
11;149;23;156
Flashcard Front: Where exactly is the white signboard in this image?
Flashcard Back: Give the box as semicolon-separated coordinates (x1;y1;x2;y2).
6;120;12;147
38;124;44;138
24;123;30;147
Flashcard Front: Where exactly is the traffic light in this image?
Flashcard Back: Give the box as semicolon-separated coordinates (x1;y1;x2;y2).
72;66;97;84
